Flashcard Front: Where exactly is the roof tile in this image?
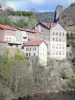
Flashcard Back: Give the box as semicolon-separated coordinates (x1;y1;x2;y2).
24;40;45;46
0;24;14;30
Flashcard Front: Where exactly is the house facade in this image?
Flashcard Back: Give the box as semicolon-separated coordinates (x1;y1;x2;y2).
23;40;47;66
0;24;16;43
50;23;67;60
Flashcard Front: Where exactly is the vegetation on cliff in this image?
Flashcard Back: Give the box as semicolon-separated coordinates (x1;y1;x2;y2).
0;11;36;27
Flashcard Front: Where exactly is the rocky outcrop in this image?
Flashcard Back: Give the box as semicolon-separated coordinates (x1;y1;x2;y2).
54;5;64;23
58;3;75;25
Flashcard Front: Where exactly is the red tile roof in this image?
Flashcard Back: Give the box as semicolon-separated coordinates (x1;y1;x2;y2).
0;40;7;43
33;22;67;30
15;27;43;33
0;24;14;30
40;22;51;28
24;40;45;46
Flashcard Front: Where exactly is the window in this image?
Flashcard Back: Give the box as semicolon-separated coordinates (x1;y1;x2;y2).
26;48;28;51
34;53;35;56
26;53;28;56
63;32;64;36
29;53;31;56
53;38;54;41
60;32;61;36
33;47;36;51
23;37;27;39
56;32;58;35
53;32;54;35
59;38;61;41
27;48;29;51
59;51;61;55
30;48;31;51
16;45;18;48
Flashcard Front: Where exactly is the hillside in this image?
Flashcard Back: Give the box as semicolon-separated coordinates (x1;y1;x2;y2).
35;12;54;22
0;11;36;28
0;10;55;28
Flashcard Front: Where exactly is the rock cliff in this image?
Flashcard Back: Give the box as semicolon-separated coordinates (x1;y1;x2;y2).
54;5;64;23
55;3;75;26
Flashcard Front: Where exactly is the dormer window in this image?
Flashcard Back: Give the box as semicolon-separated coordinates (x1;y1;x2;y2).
23;37;27;39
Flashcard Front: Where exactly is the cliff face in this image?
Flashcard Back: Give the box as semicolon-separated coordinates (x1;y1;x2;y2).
54;5;64;23
56;3;75;25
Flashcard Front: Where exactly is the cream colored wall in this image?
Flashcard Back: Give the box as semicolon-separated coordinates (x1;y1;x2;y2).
15;30;28;44
50;23;67;60
23;46;39;56
4;30;16;43
39;42;47;66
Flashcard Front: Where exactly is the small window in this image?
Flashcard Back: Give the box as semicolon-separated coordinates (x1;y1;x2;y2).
56;32;58;35
59;51;61;55
34;53;35;56
27;48;29;51
29;53;31;56
26;53;28;56
26;48;28;51
53;32;54;35
63;32;64;36
33;47;36;51
59;38;61;41
16;45;18;48
30;48;31;51
60;32;61;36
23;37;27;39
53;38;54;41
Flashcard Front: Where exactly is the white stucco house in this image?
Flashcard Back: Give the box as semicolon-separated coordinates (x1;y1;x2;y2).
23;40;47;66
50;23;67;60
